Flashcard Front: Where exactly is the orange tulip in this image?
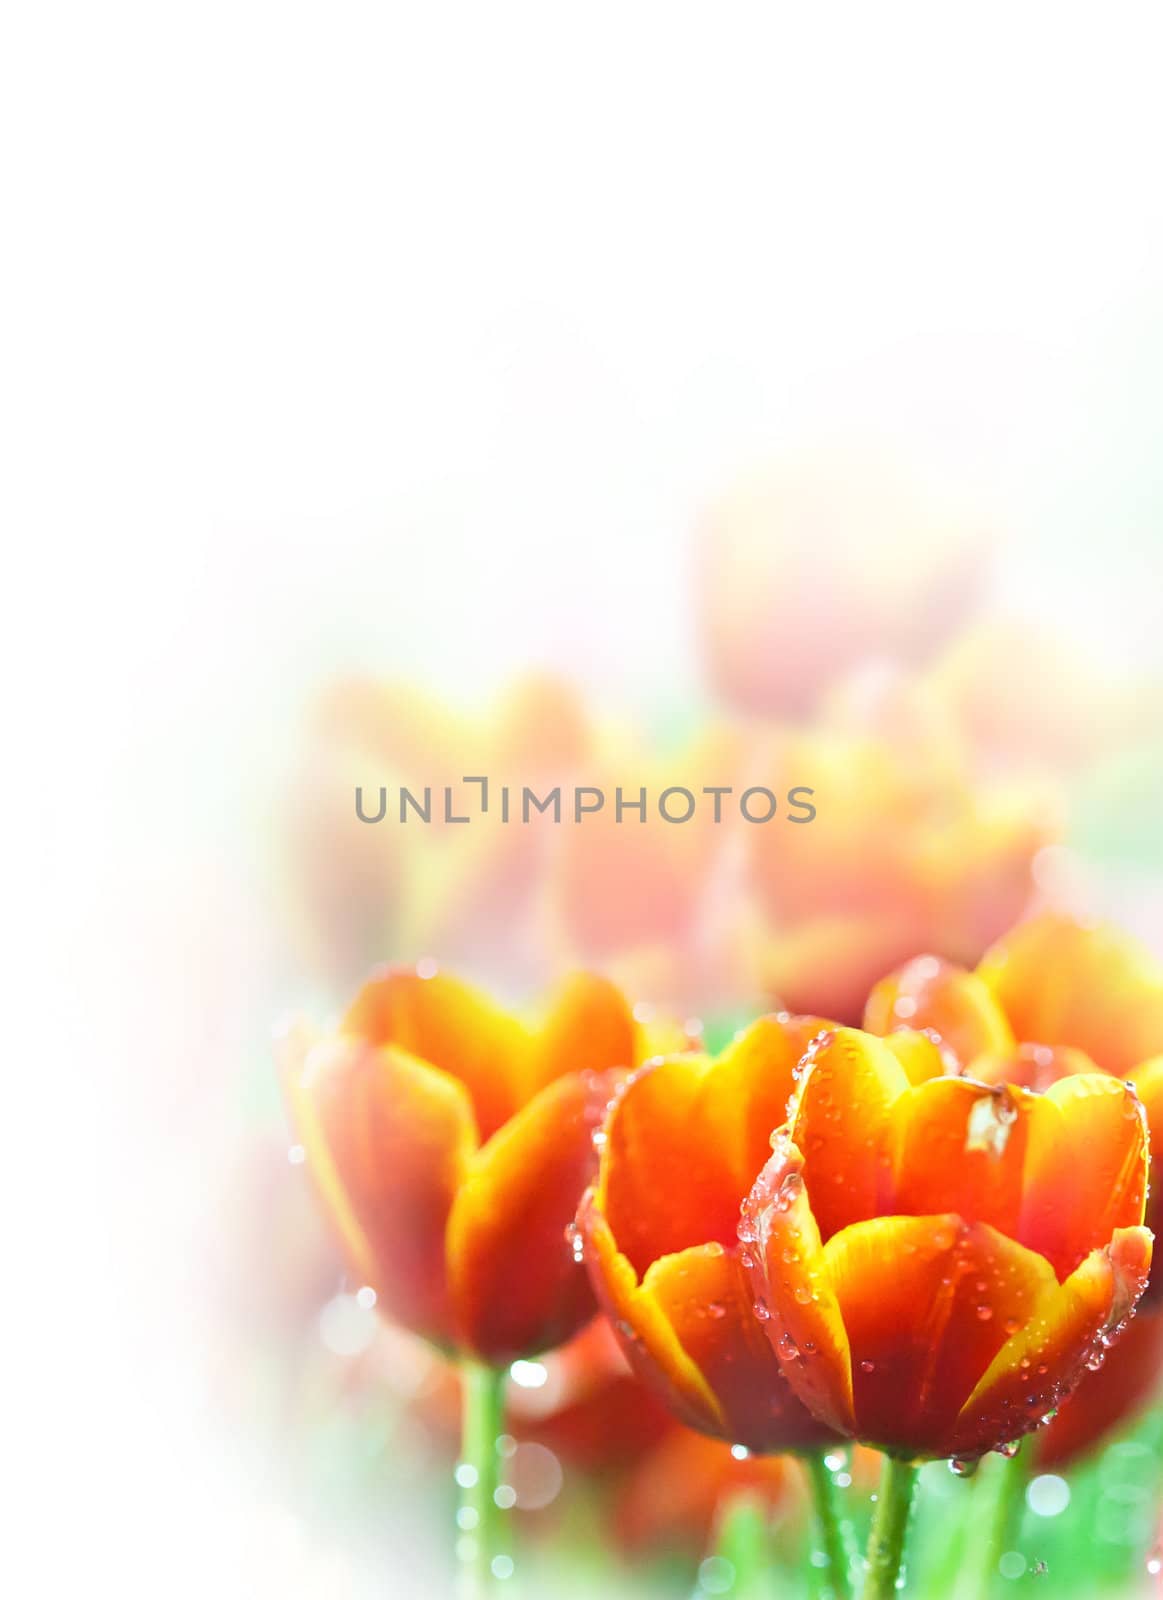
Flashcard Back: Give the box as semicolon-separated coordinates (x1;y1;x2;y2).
867;917;1163;1268
741;1026;1152;1461
280;966;686;1365
577;1013;854;1455
868;926;1163;1467
747;716;1052;1022
974;913;1163;1079
863;955;1016;1069
1006;1058;1163;1467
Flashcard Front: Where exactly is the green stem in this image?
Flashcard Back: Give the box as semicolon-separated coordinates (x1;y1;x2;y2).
951;1449;1027;1600
705;1489;769;1600
457;1361;509;1599
805;1453;854;1600
863;1457;920;1600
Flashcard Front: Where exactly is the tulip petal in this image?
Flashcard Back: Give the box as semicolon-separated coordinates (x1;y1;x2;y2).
880;1028;961;1085
741;1139;856;1435
280;1025;476;1346
864;956;1015;1069
597;1056;739;1279
446;1069;613;1364
976;914;1163;1077
707;1014;834;1193
950;1226;1152;1459
580;1186;829;1454
341;968;531;1139
1018;1075;1149;1280
1130;1055;1163;1305
821;1215;1061;1456
578;1193;724;1437
788;1028;911;1241
641;1237;831;1453
526;972;640;1096
1131;1054;1163;1126
887;1078;1033;1240
599;1019;817;1280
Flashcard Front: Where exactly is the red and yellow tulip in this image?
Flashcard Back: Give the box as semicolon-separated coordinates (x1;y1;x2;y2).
577;1013;854;1454
747;715;1052;1023
866;913;1163;1463
281;966;692;1365
741;1026;1152;1460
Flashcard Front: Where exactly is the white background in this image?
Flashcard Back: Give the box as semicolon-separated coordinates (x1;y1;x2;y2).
5;4;1163;1594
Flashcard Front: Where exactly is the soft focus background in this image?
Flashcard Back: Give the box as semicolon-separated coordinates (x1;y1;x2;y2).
9;3;1163;1596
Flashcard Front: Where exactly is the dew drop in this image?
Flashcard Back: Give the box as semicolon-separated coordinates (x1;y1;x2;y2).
1027;1474;1070;1517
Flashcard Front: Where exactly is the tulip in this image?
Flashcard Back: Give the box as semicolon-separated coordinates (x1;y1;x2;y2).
281;965;684;1365
1008;1051;1163;1469
741;1026;1152;1464
282;964;692;1596
578;1012;877;1595
866;916;1163;1466
974;913;1163;1079
746;715;1052;1022
863;954;1016;1069
577;1012;856;1455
